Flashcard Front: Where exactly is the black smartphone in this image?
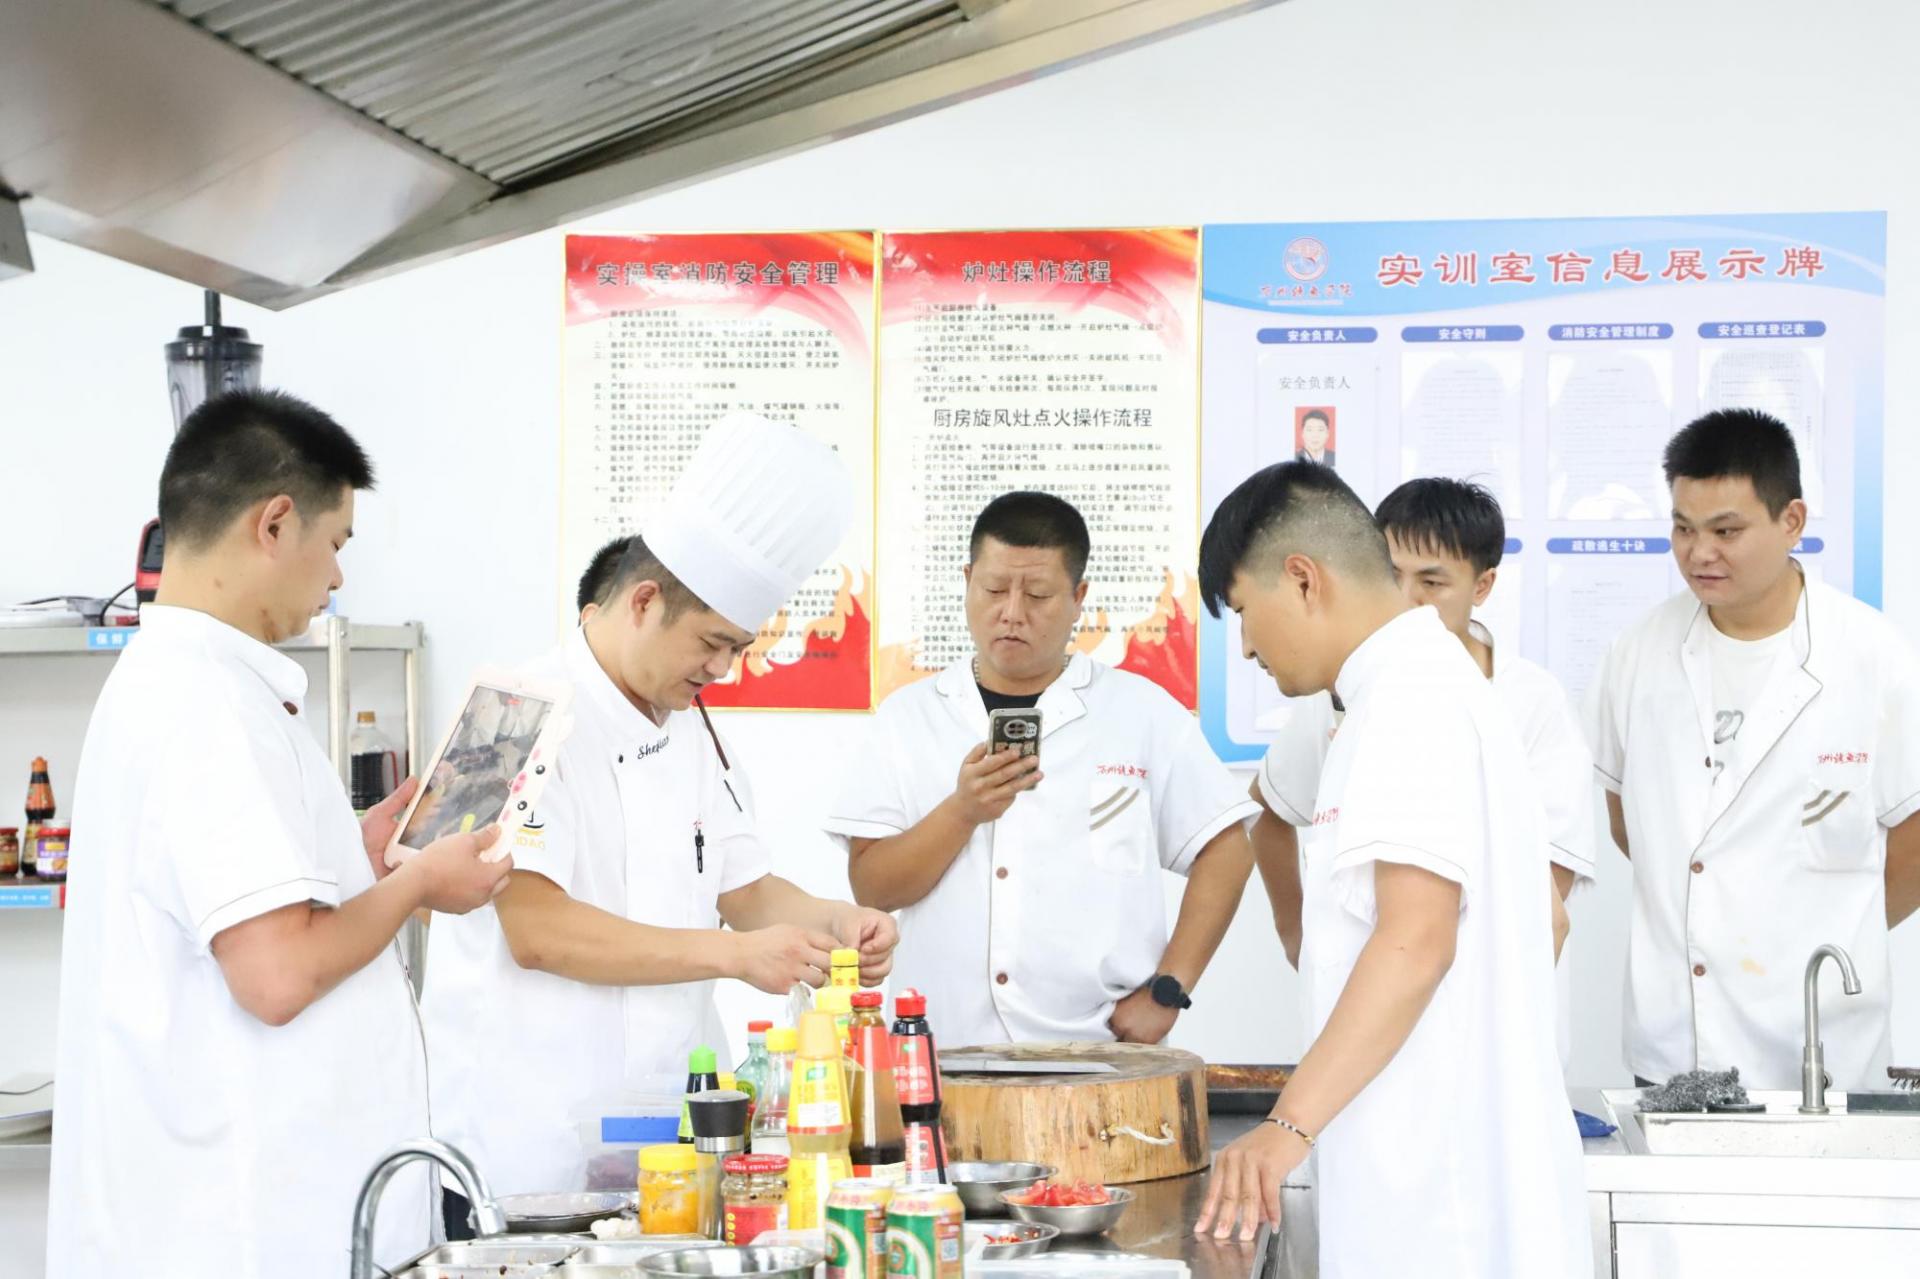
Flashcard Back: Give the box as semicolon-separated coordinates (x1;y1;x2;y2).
987;707;1042;763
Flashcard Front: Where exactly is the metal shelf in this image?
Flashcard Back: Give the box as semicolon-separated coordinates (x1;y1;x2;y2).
0;620;422;657
0;877;65;912
0;616;424;949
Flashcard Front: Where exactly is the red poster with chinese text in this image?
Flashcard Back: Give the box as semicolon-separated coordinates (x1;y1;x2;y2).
875;228;1201;708
562;233;877;710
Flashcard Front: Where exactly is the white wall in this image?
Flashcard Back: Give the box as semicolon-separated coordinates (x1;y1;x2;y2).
4;0;1919;1098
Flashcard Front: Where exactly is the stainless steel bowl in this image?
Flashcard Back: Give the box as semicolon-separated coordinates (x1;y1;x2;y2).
635;1245;826;1279
947;1161;1055;1217
965;1220;1060;1259
495;1191;636;1234
999;1186;1135;1237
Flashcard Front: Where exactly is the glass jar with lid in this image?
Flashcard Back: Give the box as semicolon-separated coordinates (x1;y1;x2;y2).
639;1143;700;1235
721;1153;789;1244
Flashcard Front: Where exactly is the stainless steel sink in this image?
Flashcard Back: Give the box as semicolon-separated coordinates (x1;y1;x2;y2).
391;1236;721;1279
1607;1089;1920;1158
411;1239;584;1267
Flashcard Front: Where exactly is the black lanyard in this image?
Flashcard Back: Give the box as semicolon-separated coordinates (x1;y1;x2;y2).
694;695;745;815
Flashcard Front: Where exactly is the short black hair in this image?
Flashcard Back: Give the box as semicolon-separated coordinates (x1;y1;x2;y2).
1199;461;1392;617
158;388;374;551
969;491;1091;583
593;534;705;623
576;536;632;615
1663;408;1802;517
1300;409;1330;429
1375;477;1506;576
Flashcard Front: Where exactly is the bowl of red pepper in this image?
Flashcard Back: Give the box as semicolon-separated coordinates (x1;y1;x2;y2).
999;1179;1133;1237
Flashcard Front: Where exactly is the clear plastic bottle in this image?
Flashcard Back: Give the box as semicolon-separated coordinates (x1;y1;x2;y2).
752;1026;796;1157
785;1011;852;1230
348;711;399;814
736;1021;774;1140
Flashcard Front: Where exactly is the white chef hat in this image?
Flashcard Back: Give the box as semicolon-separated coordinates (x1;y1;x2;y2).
643;412;853;632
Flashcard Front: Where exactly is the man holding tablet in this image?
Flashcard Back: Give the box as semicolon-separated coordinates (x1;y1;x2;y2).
423;412;899;1222
48;389;512;1279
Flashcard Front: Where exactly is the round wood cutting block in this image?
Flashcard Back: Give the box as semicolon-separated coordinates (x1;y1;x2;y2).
940;1041;1209;1184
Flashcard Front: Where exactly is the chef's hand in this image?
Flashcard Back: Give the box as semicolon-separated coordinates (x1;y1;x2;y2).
409;824;513;914
1194;1119;1309;1241
953;742;1042;826
833;906;899;984
732;924;840;995
1108;986;1178;1044
359;777;421;879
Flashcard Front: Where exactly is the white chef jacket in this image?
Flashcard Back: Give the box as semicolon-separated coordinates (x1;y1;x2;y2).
1260;619;1596;1068
47;606;432;1278
1302;608;1589;1279
1586;573;1920;1088
824;654;1259;1050
422;627;765;1196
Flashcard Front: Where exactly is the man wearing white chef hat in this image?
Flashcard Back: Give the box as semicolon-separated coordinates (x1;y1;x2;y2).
1586;408;1920;1091
423;412;899;1227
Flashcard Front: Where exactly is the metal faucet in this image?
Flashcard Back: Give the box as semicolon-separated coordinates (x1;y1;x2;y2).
1800;943;1863;1114
351;1138;505;1279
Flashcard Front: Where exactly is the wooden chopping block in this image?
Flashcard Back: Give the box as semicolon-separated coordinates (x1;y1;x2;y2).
940;1041;1208;1184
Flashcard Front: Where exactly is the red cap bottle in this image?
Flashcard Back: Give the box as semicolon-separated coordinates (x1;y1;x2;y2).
890;988;946;1183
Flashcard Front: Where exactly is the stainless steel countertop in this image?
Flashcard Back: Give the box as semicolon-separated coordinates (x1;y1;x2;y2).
1043;1088;1920;1279
1048;1113;1311;1279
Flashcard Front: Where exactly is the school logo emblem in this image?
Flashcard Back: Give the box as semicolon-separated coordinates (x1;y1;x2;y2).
1285;237;1328;282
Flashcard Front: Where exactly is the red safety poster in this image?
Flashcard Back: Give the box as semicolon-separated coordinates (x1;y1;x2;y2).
875;228;1202;708
563;232;877;710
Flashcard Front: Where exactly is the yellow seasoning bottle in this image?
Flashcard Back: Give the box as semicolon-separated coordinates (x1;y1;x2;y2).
786;1009;854;1230
830;947;861;991
816;986;855;1053
815;985;857;1101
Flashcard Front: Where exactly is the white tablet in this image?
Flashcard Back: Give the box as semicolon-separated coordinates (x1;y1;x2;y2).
383;667;575;868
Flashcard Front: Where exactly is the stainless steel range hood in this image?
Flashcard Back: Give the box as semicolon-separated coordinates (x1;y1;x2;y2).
0;0;1281;309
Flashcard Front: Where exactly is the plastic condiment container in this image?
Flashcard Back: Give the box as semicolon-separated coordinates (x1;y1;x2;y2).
639;1142;701;1235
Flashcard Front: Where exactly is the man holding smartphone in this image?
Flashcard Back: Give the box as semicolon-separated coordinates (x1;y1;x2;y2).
826;492;1258;1048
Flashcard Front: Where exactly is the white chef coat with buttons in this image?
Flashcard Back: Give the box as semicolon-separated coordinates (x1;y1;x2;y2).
422;627;765;1197
47;605;432;1279
1301;608;1589;1279
823;654;1259;1050
1259;619;1595;1068
1586;574;1920;1089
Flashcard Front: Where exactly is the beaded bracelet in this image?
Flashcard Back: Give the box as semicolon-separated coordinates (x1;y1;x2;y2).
1263;1116;1316;1148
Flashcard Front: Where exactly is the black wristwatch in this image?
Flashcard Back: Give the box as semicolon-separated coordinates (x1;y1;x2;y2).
1148;974;1192;1010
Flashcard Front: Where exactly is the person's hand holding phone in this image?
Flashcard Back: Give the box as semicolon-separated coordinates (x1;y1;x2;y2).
952;741;1042;826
